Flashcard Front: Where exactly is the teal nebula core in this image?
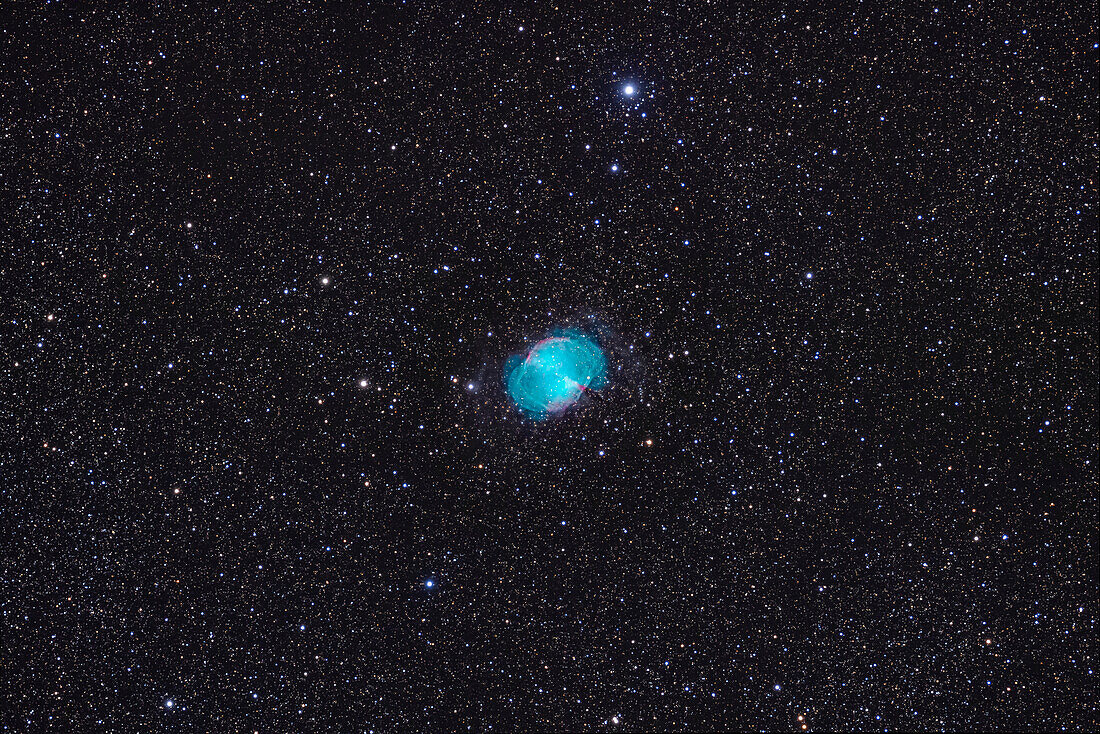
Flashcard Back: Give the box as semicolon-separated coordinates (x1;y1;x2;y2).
504;331;608;419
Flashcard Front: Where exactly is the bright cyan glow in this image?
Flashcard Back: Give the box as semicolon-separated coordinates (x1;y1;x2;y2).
504;330;608;419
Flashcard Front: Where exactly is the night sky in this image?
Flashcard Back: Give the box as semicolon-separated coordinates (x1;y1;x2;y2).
5;4;1097;732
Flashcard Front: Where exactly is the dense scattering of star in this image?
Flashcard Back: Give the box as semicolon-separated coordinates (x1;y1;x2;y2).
4;4;1096;731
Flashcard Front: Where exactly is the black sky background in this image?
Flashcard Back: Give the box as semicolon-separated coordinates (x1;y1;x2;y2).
3;3;1096;731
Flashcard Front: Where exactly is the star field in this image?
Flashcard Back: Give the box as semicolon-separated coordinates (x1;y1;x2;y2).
3;4;1097;732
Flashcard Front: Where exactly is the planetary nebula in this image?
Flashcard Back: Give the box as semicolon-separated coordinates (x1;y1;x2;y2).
504;330;608;419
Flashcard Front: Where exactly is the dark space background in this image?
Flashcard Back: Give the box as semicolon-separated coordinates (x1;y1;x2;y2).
3;3;1096;731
